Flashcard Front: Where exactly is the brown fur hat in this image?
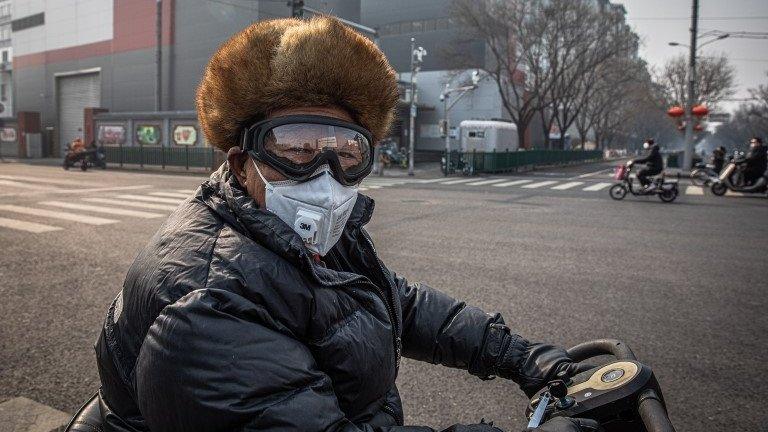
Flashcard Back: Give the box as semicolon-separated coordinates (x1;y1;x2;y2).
196;16;400;151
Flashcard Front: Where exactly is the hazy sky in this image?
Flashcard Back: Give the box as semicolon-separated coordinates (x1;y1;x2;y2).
621;0;768;113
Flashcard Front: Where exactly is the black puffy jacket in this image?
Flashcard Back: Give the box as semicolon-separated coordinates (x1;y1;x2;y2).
95;165;514;432
633;144;663;172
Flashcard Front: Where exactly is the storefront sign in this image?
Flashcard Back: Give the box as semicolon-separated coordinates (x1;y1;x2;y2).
0;127;16;142
136;125;161;145
173;125;197;145
98;125;126;145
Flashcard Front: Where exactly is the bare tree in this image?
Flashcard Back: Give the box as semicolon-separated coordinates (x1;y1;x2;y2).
655;54;736;109
536;0;639;149
451;0;557;149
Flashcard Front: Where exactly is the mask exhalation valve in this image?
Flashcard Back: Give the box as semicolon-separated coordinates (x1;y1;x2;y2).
294;208;322;246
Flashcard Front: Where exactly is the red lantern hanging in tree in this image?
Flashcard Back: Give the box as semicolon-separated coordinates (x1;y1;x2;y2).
692;105;709;117
667;106;685;118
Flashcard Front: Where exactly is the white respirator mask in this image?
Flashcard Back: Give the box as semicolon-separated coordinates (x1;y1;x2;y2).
643;142;650;149
253;159;358;256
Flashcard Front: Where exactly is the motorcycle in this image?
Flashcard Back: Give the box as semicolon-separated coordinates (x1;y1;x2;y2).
526;339;674;432
63;146;107;171
63;339;674;432
710;161;768;197
609;164;678;203
441;152;475;176
689;162;720;187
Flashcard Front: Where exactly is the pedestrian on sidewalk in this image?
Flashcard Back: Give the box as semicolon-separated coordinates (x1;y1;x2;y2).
92;16;592;432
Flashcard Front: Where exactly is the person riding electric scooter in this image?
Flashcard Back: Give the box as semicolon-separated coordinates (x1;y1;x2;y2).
66;16;596;432
627;139;663;192
711;137;768;196
740;137;767;186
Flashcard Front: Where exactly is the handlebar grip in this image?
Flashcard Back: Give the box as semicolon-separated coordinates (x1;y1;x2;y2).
566;339;637;362
638;389;676;432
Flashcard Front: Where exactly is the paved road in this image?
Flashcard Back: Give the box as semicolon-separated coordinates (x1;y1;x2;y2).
1;161;766;431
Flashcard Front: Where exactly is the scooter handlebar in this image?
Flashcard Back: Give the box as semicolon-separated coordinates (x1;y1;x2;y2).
566;339;637;362
638;389;677;432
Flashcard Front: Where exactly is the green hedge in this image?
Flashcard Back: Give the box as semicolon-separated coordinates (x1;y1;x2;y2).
445;149;603;174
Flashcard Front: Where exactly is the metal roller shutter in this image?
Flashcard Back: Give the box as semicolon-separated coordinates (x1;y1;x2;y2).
57;72;101;156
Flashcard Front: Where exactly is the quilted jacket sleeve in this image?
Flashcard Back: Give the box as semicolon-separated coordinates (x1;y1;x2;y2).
134;288;496;432
392;274;507;379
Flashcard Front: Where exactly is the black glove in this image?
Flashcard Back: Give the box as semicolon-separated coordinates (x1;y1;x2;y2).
483;324;590;397
525;417;600;432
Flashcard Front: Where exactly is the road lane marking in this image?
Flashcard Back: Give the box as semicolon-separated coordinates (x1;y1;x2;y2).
493;179;533;187
685;186;704;195
522;180;559;189
0;216;62;233
725;191;744;197
583;182;612;191
440;178;479;185
0;205;117;225
575;169;611;179
466;179;506;186
416;178;450;183
552;181;585;190
0;174;98;187
82;197;178;211
39;201;165;218
359;187;369;191
115;194;185;204
149;192;190;199
177;189;196;193
0;180;58;190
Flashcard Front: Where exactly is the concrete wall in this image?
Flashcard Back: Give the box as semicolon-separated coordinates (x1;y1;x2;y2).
400;70;509;152
13;0;113;56
361;0;485;72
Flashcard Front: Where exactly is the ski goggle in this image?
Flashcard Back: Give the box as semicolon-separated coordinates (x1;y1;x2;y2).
241;115;374;186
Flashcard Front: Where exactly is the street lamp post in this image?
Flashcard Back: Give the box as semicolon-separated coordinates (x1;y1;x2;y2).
408;40;426;176
440;71;481;176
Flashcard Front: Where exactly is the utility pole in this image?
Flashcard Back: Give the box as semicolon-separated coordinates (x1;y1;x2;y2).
682;0;699;171
408;39;426;176
155;0;162;112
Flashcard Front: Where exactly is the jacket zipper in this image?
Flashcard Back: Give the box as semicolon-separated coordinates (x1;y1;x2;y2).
381;402;404;425
360;230;402;370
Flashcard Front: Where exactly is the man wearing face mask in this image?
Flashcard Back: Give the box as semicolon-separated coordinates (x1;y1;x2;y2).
93;16;595;432
627;139;663;191
739;137;767;186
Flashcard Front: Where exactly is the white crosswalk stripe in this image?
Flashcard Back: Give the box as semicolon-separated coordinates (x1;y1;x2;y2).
0;174;97;187
685;186;704;195
0;204;117;225
551;181;585;190
0;216;62;233
149;191;191;199
0;179;56;190
115;194;185;204
493;179;533;187
466;179;506;186
40;201;165;218
440;178;478;185
522;180;558;189
176;189;196;194
82;197;178;211
583;182;612;191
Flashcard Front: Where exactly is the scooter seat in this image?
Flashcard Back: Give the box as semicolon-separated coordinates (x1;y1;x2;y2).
64;392;103;432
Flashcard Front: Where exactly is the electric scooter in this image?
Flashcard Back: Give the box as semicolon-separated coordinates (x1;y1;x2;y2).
710;162;767;197
609;164;678;203
64;338;674;432
526;339;674;432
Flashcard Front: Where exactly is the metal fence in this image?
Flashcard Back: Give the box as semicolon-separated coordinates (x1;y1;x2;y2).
104;145;226;171
444;149;603;174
